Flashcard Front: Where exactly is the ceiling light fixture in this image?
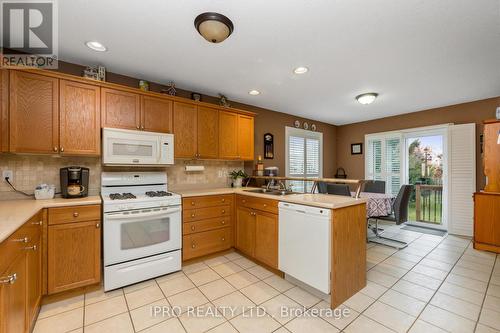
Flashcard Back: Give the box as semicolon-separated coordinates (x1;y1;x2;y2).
85;41;107;52
248;90;260;96
194;12;234;43
293;66;309;74
356;92;378;105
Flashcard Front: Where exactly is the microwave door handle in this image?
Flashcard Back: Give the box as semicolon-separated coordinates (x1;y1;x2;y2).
106;207;180;221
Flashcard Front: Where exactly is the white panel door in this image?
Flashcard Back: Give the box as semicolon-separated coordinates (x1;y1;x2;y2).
448;123;476;236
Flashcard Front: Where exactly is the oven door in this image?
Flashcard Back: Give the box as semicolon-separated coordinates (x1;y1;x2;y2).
104;206;181;266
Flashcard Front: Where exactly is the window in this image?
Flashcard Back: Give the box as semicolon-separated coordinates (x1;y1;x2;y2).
285;127;323;192
365;133;402;196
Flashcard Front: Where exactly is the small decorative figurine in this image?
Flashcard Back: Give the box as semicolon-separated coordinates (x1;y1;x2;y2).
294;120;301;128
162;81;176;96
191;92;202;101
219;94;230;107
83;65;106;81
139;80;149;91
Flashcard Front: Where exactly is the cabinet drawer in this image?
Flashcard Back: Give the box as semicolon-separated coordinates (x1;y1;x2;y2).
236;195;278;214
183;227;232;260
48;205;101;225
183;205;231;222
182;194;233;209
183;217;232;235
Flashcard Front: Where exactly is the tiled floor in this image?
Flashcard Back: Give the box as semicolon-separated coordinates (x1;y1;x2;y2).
34;223;500;333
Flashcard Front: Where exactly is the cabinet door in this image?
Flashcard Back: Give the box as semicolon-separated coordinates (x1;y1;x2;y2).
474;193;500;246
0;69;8;152
173;102;197;158
26;231;42;330
235;207;255;257
0;253;27;333
101;88;141;130
48;220;101;294
218;111;239;159
141;96;173;133
197;106;219;159
9;71;59;153
60;80;101;155
255;211;278;269
238;115;254;161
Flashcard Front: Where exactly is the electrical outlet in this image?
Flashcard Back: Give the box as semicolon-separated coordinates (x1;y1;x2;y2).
2;170;13;181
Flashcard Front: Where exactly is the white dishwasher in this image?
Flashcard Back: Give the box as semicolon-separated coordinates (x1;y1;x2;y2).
278;202;331;294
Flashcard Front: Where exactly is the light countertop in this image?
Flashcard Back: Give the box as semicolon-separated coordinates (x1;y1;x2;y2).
173;188;367;210
0;196;102;243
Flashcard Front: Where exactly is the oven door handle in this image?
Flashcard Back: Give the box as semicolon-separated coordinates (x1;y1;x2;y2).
106;207;181;220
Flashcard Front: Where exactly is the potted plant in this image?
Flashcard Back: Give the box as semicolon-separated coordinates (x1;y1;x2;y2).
229;170;248;188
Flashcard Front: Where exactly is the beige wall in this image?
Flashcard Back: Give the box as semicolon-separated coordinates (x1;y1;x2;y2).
336;97;500;190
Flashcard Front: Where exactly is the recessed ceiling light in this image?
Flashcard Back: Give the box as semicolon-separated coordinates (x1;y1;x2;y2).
194;12;234;43
85;41;107;52
248;90;260;96
356;92;378;105
293;66;309;74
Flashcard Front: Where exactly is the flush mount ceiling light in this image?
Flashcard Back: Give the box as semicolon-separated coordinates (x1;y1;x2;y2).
293;66;309;74
194;12;234;43
356;92;378;105
85;41;107;52
248;89;260;96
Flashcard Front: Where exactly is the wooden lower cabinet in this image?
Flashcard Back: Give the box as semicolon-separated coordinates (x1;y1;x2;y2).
0;212;42;333
474;192;500;253
235;196;279;269
183;228;232;261
47;220;101;294
254;211;278;268
235;206;256;257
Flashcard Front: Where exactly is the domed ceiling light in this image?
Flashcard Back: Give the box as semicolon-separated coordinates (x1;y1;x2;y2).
194;12;234;43
356;92;378;105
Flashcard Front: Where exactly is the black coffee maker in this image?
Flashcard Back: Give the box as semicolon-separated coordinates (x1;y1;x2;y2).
60;167;89;198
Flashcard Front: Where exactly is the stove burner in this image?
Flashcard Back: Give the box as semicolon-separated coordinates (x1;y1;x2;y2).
145;191;172;197
109;193;137;200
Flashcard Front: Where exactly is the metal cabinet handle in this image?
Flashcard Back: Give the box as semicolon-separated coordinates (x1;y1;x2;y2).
136;125;140;129
24;245;37;251
60;147;64;152
95;223;100;228
221;220;225;225
191;201;195;206
221;198;225;203
191;213;195;218
73;212;79;217
141;126;145;130
242;199;246;203
191;243;196;249
13;237;29;243
191;226;195;231
32;220;43;226
53;146;58;152
221;237;225;242
222;209;226;214
263;204;267;207
0;273;17;285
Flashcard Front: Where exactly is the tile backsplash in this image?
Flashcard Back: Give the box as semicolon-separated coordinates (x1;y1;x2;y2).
0;155;244;200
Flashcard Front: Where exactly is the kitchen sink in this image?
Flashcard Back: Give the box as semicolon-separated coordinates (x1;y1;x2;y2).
243;188;296;196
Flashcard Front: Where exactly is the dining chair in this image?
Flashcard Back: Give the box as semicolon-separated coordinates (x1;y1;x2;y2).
318;182;351;196
363;180;386;194
368;184;413;249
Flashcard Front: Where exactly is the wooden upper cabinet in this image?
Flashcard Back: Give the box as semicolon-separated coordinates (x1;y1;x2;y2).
197;106;219;159
218;111;239;159
9;71;59;153
141;96;173;133
173;102;198;158
59;80;101;156
0;69;8;152
101;88;141;130
238;114;254;160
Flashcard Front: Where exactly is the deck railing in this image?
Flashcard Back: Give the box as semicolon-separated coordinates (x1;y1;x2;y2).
415;184;443;223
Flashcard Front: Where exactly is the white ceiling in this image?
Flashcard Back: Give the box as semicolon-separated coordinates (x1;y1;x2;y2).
59;0;500;125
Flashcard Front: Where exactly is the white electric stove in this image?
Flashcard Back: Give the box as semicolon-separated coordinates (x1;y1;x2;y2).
101;172;182;291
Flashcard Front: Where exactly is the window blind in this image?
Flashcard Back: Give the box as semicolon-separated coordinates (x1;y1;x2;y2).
365;136;402;196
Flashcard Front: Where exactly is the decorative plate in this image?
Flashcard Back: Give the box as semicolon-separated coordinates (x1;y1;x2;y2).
303;122;309;130
311;124;317;131
294;120;301;128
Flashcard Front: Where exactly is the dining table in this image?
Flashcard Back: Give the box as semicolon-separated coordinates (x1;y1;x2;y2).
351;192;395;217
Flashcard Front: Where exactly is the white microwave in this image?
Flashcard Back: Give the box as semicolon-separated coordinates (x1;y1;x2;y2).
102;128;174;166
